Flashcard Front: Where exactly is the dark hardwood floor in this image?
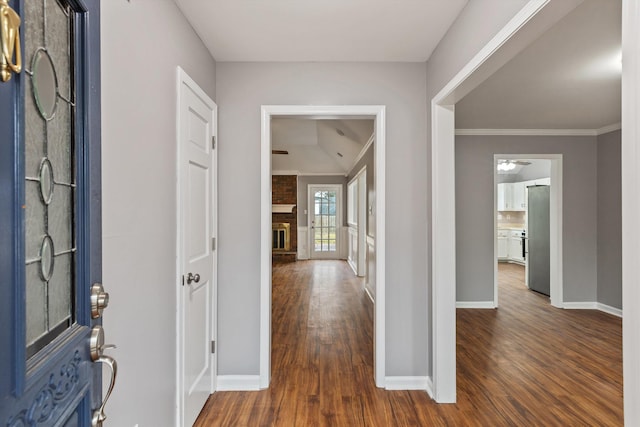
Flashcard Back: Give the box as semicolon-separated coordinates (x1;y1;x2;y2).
194;261;622;426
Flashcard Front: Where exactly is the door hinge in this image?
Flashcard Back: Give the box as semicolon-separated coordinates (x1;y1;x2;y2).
212;135;216;149
181;275;185;286
211;340;216;353
212;237;216;251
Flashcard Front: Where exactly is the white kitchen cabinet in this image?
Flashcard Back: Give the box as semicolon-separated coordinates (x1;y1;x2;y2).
497;182;526;211
497;183;508;211
512;182;526;211
497;229;509;259
508;231;525;263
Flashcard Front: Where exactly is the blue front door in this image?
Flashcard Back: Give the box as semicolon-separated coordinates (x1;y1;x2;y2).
0;1;104;426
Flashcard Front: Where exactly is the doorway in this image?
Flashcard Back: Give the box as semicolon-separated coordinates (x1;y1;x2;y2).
493;156;561;308
260;105;386;389
309;184;343;259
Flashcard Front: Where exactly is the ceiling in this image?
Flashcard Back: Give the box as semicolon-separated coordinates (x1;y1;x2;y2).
271;119;374;175
172;0;468;62
456;0;621;130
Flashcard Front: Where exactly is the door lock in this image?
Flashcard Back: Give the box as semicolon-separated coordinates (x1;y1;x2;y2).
90;283;110;319
186;272;200;284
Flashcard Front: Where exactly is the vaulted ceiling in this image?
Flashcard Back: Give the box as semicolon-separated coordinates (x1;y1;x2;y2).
271;119;374;175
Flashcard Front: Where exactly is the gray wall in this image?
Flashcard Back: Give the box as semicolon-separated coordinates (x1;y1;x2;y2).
455;135;599;303
297;175;347;226
425;0;529;375
101;1;217;425
216;62;428;377
597;130;622;309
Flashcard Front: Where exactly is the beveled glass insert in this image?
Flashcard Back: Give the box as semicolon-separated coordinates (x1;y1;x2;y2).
39;158;54;204
39;235;55;281
25;0;77;358
25;264;46;347
31;48;59;120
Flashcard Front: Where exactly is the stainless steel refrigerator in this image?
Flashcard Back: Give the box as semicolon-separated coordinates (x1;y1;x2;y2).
527;185;550;296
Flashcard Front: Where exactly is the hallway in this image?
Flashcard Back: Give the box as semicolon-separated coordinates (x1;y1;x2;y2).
195;261;622;426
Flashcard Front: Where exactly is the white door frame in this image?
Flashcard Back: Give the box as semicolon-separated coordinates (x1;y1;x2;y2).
431;0;584;403
308;184;343;259
261;105;386;388
622;0;640;423
492;154;563;308
175;67;218;425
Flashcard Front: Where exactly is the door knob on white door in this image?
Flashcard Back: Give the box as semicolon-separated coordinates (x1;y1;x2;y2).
186;272;200;284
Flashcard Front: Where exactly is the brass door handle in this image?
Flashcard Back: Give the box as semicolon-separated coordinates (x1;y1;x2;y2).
0;0;22;82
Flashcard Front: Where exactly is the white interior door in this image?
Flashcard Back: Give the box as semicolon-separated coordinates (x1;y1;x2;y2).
309;184;342;259
357;170;367;276
177;68;217;427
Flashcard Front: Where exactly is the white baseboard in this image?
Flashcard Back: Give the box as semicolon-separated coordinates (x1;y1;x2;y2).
563;302;598;310
364;286;375;304
562;302;623;317
456;301;496;309
216;375;261;391
347;259;358;275
425;376;434;399
597;303;623;317
384;376;430;391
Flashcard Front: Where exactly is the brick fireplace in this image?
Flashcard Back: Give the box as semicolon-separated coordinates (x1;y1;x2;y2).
272;175;297;262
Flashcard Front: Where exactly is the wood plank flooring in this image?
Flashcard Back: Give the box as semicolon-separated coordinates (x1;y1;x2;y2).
194;261;622;426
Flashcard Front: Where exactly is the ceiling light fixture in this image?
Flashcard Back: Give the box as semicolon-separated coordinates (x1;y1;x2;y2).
497;161;517;171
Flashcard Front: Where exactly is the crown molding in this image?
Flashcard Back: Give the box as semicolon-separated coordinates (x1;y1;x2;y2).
350;132;375;172
456;128;596;136
596;123;621;135
271;170;299;176
456;122;622;137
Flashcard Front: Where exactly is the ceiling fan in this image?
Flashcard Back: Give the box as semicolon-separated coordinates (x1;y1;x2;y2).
497;160;531;171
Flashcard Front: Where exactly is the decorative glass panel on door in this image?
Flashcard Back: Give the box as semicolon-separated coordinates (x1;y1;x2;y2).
24;0;76;358
314;190;337;252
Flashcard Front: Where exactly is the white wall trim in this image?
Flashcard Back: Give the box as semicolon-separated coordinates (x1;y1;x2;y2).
216;375;262;391
384;376;430;391
597;123;622;135
425;376;434;399
430;0;588;404
562;302;598;310
351;132;375;172
272;170;300;176
456;126;622;137
261;105;386;389
301;172;348;177
561;302;623;318
622;1;640;423
597;303;623;318
456;301;496;309
297;226;309;260
364;285;375;304
457;128;595;136
366;235;375;247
